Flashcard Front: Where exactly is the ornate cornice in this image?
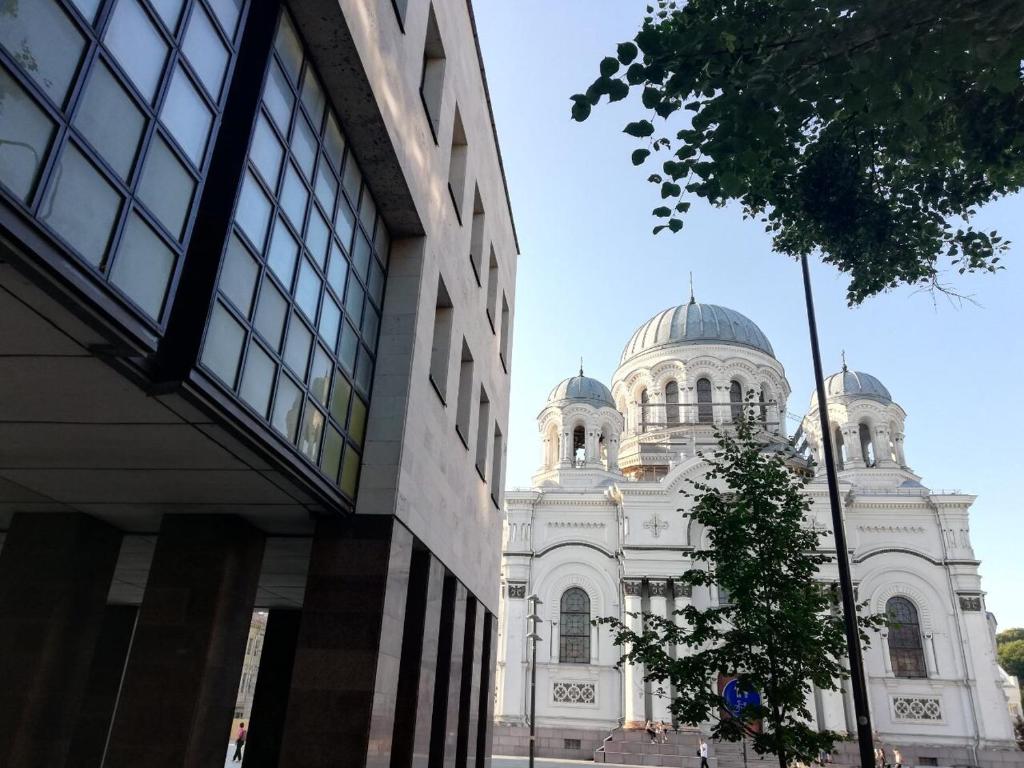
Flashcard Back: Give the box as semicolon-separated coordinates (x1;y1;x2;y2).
622;579;643;597
547;521;606;529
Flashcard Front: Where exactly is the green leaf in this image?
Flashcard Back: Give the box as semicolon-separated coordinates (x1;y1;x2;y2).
569;95;592;122
632;149;651;165
642;86;662;109
668;218;683;232
617;42;639;65
625;63;648;85
661;181;682;198
675;201;691;213
599;57;620;77
653;206;672;217
624;120;655;138
608;80;630;102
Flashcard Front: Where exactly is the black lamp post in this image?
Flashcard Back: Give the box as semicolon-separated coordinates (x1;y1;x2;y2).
526;594;544;768
799;253;875;768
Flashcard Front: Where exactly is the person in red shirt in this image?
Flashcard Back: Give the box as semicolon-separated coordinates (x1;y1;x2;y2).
232;723;247;762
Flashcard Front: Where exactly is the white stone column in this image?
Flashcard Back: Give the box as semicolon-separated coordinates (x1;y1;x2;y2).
560;428;572;464
496;582;528;721
842;424;864;467
894;431;907;466
622;579;647;728
817;685;848;733
872;424;895;466
648;580;673;724
669;580;691;725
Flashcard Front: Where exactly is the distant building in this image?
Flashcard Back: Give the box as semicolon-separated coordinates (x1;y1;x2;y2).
234;612;267;722
494;298;1022;766
0;1;516;766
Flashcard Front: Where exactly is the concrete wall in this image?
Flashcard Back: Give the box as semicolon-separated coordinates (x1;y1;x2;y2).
338;0;518;613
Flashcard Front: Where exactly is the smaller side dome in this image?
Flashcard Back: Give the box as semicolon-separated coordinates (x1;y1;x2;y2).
547;374;614;408
811;369;892;407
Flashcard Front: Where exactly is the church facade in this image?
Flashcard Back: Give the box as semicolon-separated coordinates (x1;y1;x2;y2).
492;299;1021;764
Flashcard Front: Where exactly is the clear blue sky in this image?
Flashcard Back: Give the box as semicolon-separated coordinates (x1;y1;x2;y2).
474;1;1024;629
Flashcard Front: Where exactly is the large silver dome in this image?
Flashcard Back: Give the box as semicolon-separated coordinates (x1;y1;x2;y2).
620;301;775;364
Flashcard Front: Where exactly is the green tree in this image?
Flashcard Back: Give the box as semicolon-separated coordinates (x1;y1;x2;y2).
998;628;1024;647
571;0;1024;304
999;639;1024;680
597;401;882;768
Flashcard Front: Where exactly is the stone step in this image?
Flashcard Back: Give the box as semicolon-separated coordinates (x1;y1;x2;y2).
594;753;720;768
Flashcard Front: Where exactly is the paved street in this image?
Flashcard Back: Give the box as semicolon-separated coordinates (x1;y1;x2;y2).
221;749;609;767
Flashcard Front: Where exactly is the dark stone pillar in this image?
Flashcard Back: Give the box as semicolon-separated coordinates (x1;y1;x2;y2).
392;549;446;768
475;611;497;768
241;608;301;768
456;598;483;768
65;604;138;768
103;515;265;768
0;513;122;768
278;516;413;768
430;578;467;768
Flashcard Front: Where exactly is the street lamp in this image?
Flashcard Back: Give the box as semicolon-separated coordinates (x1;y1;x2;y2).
527;594;543;768
799;253;875;768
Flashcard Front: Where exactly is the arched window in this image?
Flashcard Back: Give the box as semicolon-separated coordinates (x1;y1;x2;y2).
859;423;875;466
665;380;680;424
572;425;586;465
729;380;743;421
560;587;591;663
696;378;713;423
833;427;846;470
640;388;649;432
886;597;927;678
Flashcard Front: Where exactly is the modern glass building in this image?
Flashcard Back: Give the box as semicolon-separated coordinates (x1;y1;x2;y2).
0;1;517;766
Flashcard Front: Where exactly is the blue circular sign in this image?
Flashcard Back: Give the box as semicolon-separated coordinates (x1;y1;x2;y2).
722;679;761;717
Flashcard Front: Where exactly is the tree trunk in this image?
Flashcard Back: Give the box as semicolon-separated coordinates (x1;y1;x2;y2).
773;704;787;768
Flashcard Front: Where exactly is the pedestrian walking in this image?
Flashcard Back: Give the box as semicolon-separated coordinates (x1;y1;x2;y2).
645;720;657;744
232;722;247;763
699;738;710;768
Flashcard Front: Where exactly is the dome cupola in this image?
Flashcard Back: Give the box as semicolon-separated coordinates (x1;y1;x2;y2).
810;368;891;407
547;368;615;408
620;299;775;365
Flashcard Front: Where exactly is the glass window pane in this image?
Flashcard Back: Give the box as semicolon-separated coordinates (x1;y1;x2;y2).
274;13;303;85
326;241;348;297
109;212;176;318
253;278;287;350
358;187;376;233
341;155;361;205
0;68;56;203
283;314;312;377
290;114;316;180
339;445;360;496
250;113;283;190
262;60;293;134
239;341;275;417
69;0;102;24
330;372;351;425
344;277;364;325
220;234;258;316
320;425;343;480
40;144;121;267
235;172;272;251
314;161;337;217
309;345;332;403
150;0;184;30
355;347;372;392
73;62;146;181
105;0;169;103
160;66;212;166
305;208;329;268
298;401;325;462
0;0;86;106
183;4;228;99
348;395;367;446
271;372;302;443
294;257;321;322
334;198;355;251
207;0;242;38
368;259;385;305
266;217;298;288
338;321;358;373
300;67;325;128
137;136;195;240
324;114;344;172
352;230;371;279
362;301;379;351
318;295;340;349
374;221;390;264
201;301;245;386
280;163;308;230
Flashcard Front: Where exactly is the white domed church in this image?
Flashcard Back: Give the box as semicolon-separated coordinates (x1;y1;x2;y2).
492;298;1022;765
